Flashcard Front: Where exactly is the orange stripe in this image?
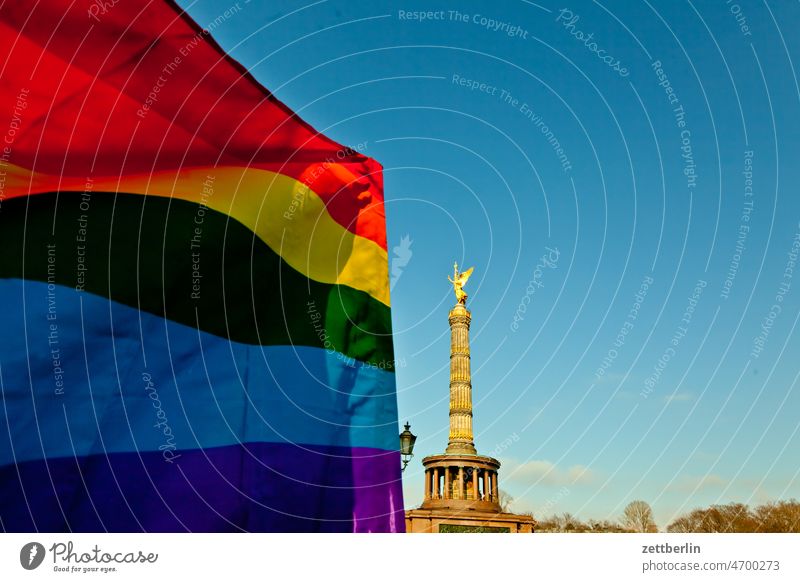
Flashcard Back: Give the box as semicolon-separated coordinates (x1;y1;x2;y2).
3;164;390;306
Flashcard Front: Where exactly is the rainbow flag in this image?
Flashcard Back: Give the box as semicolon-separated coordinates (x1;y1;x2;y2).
0;1;403;532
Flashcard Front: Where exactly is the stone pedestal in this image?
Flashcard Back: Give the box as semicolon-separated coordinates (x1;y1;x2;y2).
405;508;536;533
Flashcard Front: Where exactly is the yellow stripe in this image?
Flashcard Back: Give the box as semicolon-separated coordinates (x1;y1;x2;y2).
5;165;390;306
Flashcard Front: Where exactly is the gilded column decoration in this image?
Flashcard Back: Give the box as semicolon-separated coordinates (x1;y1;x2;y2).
446;263;477;455
407;262;537;532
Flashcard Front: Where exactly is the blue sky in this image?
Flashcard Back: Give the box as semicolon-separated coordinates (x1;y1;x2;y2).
179;0;800;527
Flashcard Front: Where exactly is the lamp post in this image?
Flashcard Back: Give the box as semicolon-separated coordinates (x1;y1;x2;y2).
399;422;417;472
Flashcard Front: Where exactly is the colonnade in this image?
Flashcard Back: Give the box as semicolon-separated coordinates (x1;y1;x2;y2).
423;465;499;503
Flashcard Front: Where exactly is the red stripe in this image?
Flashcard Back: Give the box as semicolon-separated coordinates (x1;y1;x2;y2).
0;1;386;249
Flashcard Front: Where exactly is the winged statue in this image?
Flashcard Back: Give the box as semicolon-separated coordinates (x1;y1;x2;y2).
448;262;474;304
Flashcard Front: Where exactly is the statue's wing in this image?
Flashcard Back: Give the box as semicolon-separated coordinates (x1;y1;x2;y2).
458;267;474;286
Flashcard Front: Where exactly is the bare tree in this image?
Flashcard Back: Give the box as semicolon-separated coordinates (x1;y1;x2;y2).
753;500;800;533
532;513;585;532
667;500;800;533
560;512;589;532
588;518;628;533
533;513;629;533
666;514;694;533
622;500;658;532
716;503;757;532
533;515;562;532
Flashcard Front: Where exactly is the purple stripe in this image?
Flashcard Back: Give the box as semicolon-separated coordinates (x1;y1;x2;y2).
0;443;405;532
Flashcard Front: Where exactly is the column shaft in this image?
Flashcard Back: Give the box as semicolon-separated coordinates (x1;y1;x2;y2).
446;304;476;455
424;470;430;500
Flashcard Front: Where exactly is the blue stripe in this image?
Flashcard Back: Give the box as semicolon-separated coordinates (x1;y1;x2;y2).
0;279;399;465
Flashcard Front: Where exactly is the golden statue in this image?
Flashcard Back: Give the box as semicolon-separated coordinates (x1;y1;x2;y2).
448;262;474;304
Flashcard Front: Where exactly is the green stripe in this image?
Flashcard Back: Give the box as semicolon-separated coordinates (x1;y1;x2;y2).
0;191;395;369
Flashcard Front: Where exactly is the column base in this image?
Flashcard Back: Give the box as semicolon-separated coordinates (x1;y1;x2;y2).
445;442;477;455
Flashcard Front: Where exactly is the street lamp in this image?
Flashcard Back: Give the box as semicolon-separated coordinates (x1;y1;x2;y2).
399;422;417;472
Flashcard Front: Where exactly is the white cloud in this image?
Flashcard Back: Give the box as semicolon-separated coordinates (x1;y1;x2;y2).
595;372;627;384
503;459;595;486
663;392;694;403
668;474;728;492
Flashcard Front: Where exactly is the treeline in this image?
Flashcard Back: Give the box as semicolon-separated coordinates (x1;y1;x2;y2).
531;499;800;533
666;500;800;533
532;500;656;532
533;513;631;533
